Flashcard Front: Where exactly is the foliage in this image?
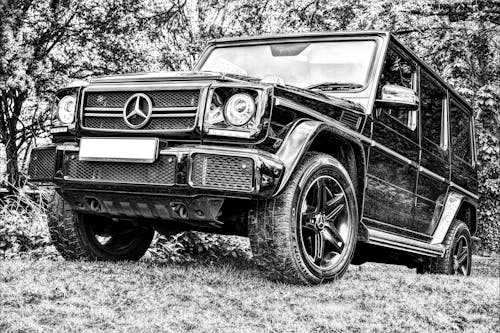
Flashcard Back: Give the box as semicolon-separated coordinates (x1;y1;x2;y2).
147;231;252;263
0;188;55;259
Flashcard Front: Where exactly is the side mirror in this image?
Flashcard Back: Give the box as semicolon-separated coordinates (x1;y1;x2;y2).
375;84;419;110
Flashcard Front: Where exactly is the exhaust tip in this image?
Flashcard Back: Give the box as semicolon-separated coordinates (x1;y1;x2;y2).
170;202;188;219
86;198;101;212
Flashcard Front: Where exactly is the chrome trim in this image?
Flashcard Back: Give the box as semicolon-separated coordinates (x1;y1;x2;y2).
55;145;79;152
370;140;415;166
449;182;479;201
85;107;122;112
367;228;445;257
84;83;210;91
151;113;196;118
418;166;447;183
431;192;464;244
85;113;122;118
154;106;197;112
84;106;197;113
363;217;431;239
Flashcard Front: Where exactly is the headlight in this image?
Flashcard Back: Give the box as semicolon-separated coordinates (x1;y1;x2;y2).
57;95;76;124
224;93;256;126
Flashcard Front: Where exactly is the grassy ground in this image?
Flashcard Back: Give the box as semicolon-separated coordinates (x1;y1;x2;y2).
0;255;498;333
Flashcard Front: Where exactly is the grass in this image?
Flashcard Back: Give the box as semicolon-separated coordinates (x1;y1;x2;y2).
0;255;498;333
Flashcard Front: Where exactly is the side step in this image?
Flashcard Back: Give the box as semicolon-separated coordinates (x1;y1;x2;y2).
366;228;446;257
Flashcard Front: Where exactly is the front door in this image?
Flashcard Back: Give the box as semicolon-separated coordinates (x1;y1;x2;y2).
364;45;421;238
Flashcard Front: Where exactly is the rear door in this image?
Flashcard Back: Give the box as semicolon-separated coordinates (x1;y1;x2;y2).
416;70;450;236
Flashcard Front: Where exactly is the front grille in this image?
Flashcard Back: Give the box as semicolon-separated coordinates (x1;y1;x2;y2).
191;154;254;192
28;147;56;180
64;153;177;185
82;89;201;132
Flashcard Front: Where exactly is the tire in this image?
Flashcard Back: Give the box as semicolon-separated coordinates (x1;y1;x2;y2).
48;191;154;261
417;220;472;275
249;152;359;285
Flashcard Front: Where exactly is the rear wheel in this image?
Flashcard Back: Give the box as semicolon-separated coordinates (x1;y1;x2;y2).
417;220;472;275
48;192;154;261
249;152;358;284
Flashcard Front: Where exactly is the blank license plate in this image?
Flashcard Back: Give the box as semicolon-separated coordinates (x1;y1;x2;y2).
79;138;159;163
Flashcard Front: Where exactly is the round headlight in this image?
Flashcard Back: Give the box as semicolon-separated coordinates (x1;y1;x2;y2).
224;93;256;126
57;95;76;124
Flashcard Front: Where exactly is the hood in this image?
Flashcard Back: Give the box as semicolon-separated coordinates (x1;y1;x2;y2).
89;71;251;84
89;70;364;113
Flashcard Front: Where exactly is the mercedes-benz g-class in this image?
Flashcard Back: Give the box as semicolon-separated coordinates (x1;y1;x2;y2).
28;31;478;284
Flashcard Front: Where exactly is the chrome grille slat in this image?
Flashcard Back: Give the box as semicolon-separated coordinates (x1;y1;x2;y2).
85;113;122;118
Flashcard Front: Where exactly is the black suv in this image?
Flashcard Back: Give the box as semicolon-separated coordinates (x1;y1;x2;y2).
28;31;478;284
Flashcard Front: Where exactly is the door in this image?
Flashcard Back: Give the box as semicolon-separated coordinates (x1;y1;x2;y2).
364;45;420;237
416;71;450;236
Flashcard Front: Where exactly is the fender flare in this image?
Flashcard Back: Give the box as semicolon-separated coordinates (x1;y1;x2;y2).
274;119;366;196
431;191;478;245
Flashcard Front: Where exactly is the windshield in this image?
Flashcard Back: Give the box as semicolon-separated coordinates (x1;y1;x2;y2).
199;40;377;90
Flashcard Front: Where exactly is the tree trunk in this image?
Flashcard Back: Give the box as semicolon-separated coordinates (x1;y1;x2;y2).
5;138;20;188
0;87;26;189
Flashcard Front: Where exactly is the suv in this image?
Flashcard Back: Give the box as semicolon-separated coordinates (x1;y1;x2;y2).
28;31;478;284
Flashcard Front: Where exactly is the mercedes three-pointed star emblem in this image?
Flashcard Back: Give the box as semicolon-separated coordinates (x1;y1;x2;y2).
123;93;153;129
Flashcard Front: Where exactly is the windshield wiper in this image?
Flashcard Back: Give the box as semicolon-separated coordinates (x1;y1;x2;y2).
306;82;363;91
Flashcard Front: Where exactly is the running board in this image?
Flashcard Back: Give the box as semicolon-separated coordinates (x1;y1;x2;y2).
366;228;445;257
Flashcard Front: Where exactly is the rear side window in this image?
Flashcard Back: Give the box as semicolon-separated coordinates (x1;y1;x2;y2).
450;100;472;163
421;72;447;149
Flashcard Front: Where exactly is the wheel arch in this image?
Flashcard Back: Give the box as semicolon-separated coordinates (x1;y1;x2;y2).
431;191;478;245
275;119;367;219
455;199;477;236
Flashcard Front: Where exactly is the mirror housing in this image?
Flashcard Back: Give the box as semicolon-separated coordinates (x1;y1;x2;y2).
375;84;419;110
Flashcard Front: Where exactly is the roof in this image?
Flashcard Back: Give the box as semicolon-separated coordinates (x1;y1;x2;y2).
208;30;389;45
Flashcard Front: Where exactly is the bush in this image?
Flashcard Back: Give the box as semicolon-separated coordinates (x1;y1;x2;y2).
147;231;252;264
0;187;57;259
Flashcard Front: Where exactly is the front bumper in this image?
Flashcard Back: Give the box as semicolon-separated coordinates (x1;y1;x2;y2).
28;143;284;199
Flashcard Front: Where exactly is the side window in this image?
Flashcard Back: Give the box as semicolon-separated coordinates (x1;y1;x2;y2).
378;47;415;91
421;72;447;149
377;46;417;131
450;100;472;163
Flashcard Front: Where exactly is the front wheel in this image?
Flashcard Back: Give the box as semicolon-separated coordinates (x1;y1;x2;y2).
48;192;154;261
249;152;359;284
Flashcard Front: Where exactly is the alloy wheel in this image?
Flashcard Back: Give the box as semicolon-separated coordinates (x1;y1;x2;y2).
298;175;351;271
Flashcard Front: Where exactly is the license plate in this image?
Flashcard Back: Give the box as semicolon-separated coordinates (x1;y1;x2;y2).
79;138;159;163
